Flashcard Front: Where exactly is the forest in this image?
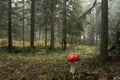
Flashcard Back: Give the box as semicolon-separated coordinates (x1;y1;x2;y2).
0;0;120;80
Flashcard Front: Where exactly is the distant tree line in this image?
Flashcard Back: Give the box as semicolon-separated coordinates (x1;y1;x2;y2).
0;0;119;57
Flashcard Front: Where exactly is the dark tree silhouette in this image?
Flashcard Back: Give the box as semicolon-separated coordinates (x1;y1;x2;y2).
30;0;35;49
8;0;12;52
100;0;108;57
62;0;67;50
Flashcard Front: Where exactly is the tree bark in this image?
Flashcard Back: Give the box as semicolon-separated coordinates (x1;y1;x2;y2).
8;0;12;52
30;0;35;49
23;0;25;48
45;14;47;48
50;13;54;49
100;0;108;57
62;0;67;50
50;0;55;50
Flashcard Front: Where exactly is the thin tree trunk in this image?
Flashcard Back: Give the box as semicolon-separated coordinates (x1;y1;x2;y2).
50;0;55;50
39;27;41;40
95;33;98;46
83;34;86;45
45;14;47;48
25;23;27;41
50;14;54;49
23;0;25;48
100;0;108;57
62;0;67;50
90;12;94;46
8;0;12;52
70;33;73;48
30;0;35;49
79;35;81;45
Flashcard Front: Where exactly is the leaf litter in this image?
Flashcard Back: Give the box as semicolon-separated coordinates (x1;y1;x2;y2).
0;56;120;80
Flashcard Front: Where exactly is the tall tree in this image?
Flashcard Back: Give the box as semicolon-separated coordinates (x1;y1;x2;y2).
44;13;48;48
62;0;67;50
50;0;56;49
100;0;108;57
22;0;25;47
30;0;35;49
8;0;12;52
42;0;48;48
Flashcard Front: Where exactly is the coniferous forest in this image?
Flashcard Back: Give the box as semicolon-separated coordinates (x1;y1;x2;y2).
0;0;120;79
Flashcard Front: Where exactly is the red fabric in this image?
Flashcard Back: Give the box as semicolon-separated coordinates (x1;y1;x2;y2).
67;53;80;62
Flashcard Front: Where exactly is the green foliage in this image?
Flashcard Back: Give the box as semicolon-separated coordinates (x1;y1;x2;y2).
67;0;83;35
0;0;8;38
0;45;97;60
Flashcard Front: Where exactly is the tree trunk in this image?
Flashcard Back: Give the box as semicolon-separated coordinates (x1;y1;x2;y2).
39;28;41;40
8;0;12;52
50;13;54;49
50;0;55;50
30;0;35;49
62;0;67;50
83;34;86;45
95;33;98;46
23;0;25;48
90;12;94;46
100;0;108;57
45;14;47;48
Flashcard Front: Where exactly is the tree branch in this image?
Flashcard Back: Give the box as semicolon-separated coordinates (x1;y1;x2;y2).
77;0;97;20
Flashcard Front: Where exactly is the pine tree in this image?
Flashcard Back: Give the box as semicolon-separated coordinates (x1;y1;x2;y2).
100;0;108;57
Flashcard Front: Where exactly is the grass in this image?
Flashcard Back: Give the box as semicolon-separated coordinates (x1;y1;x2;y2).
0;45;120;80
0;45;97;61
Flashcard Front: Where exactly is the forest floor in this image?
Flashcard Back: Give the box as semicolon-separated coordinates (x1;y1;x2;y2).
0;46;120;80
